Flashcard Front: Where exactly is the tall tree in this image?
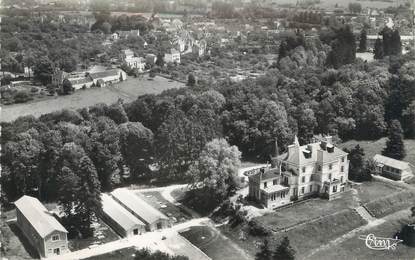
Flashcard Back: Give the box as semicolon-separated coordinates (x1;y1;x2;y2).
374;38;384;59
119;122;154;179
382;120;406;160
347;145;365;182
272;237;295;260
402;101;415;138
256;239;272;260
358;29;367;52
187;138;241;200
75;156;102;237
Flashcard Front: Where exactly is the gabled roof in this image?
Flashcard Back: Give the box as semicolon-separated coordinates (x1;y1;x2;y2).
14;195;67;238
281;142;347;166
111;188;169;225
373;154;411;170
90;69;120;80
101;194;145;230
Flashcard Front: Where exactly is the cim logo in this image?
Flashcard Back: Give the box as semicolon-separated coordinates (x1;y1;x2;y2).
358;234;403;251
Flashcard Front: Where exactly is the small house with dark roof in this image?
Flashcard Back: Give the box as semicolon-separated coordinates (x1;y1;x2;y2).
14;195;69;258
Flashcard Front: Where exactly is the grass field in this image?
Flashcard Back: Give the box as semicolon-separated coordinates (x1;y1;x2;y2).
179;225;252;260
137;191;193;224
220;209;367;259
311;212;415;260
356;181;403;204
256;181;401;231
339;138;415;167
0;220;39;260
1;76;185;122
364;190;415;218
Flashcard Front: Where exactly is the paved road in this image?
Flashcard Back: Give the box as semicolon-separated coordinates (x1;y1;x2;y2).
47;218;211;260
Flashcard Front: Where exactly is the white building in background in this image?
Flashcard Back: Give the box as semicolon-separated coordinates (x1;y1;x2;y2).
164;49;181;64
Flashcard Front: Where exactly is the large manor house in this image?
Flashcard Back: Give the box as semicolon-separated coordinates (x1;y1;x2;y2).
249;136;349;209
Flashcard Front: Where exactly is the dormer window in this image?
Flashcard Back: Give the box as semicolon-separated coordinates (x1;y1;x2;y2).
302;167;306;173
264;182;267;188
52;235;59;241
318;165;322;171
329;164;333;170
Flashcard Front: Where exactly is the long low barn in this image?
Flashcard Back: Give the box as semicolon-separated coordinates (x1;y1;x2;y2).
111;188;171;231
15;195;69;258
100;194;146;237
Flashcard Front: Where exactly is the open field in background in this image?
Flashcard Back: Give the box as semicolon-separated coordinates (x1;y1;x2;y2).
1;76;185;122
137;191;193;224
311;211;415;260
270;0;407;9
180;225;252;260
339;138;415;167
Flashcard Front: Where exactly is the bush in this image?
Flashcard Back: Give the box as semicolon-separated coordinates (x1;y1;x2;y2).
248;219;271;236
14;90;32;103
30;87;38;93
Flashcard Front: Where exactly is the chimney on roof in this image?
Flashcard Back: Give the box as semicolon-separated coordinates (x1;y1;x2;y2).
325;136;333;144
320;141;327;150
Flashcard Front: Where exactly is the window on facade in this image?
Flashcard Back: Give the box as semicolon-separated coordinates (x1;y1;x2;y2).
341;166;344;172
273;179;278;185
340;176;344;183
301;176;305;183
309;185;313;192
329;164;333;170
318;165;322;171
341;157;345;162
302;167;306;173
264;182;267;188
328;173;332;180
333;185;337;193
52;235;59;241
301;187;305;194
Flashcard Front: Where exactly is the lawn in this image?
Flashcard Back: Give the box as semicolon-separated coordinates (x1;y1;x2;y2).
255;193;357;231
0;220;39;260
179;225;252;260
1;75;185;122
137;191;193;224
338;138;415;167
364;190;415;218
220;209;367;260
68;219;120;251
356;181;403;204
311;213;415;260
85;247;137;260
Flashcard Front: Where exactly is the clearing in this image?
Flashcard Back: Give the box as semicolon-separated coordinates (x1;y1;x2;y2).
180;225;252;260
338;138;415;167
1;76;185;122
